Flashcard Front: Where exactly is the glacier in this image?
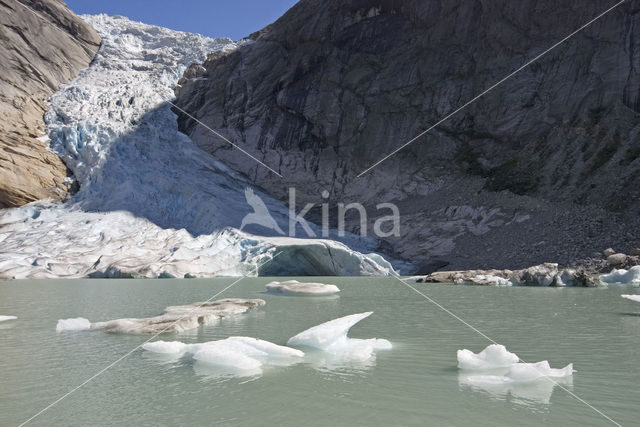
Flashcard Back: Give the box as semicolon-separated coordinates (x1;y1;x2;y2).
0;14;399;279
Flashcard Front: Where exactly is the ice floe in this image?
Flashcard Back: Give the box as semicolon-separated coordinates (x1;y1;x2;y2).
457;344;520;370
265;280;340;296
287;312;391;362
142;336;304;377
466;360;574;385
621;294;640;303
0;315;17;322
601;266;640;285
56;317;91;332
57;298;264;334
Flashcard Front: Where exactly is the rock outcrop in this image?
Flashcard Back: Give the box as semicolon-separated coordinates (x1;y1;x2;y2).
0;0;100;207
174;0;640;271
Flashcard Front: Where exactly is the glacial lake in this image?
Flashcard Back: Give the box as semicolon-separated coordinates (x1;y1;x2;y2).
1;278;639;426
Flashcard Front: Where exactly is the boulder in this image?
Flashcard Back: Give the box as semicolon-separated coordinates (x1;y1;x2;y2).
603;248;616;257
607;253;628;266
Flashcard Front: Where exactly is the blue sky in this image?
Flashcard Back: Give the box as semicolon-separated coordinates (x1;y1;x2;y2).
65;0;299;41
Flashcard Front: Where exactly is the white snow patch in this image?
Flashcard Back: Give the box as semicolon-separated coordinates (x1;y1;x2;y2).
287;312;391;362
265;280;340;295
56;317;91;332
601;266;640;285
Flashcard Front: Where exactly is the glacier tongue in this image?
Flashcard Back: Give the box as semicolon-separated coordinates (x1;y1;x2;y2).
0;15;396;279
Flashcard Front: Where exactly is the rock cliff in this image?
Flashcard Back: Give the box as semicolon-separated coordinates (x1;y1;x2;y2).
0;0;100;208
174;0;640;271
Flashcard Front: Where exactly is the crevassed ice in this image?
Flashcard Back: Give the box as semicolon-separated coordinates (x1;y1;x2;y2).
265;280;341;295
0;14;397;279
287;312;392;362
457;344;520;370
601;266;640;285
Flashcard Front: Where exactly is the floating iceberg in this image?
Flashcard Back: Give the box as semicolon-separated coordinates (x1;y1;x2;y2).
601;266;640;285
0;315;17;322
287;312;391;362
457;344;520;370
621;294;640;303
465;361;574;386
57;299;264;334
56;317;91;332
265;280;340;296
143;336;304;377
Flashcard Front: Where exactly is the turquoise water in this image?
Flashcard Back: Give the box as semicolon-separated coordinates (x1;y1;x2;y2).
1;278;639;426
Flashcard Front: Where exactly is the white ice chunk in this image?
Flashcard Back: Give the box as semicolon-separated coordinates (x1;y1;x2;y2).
142;341;188;354
0;315;17;322
91;299;265;334
621;294;640;302
287;312;391;362
192;346;263;370
265;280;340;295
143;336;304;375
468;275;513;286
56;317;91;332
601;266;640;284
466;360;574;386
457;344;520;370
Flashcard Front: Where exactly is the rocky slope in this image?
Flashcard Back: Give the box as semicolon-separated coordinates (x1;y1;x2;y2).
0;0;100;208
174;0;640;272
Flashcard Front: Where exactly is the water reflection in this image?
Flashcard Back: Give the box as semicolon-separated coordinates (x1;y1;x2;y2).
458;370;573;407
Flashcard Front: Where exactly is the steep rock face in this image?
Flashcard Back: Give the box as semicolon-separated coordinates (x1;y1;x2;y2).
0;0;100;208
174;0;640;270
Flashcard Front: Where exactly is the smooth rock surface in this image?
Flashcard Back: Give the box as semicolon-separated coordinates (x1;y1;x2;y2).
0;0;100;207
174;0;640;270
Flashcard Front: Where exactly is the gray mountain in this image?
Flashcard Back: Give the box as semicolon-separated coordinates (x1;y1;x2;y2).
0;0;100;208
174;0;640;272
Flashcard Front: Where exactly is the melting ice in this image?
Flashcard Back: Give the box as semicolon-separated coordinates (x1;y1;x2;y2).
457;344;520;370
601;266;640;285
56;298;264;333
287;312;392;363
265;280;340;296
0;315;17;322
